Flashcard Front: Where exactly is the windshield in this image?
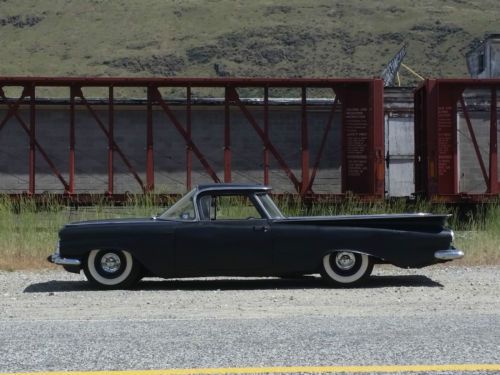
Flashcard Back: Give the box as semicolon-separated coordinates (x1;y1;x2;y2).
159;189;197;221
255;193;284;218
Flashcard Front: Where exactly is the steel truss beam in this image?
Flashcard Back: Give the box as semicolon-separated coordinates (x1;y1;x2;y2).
415;79;500;201
74;87;146;193
0;86;70;193
0;77;384;200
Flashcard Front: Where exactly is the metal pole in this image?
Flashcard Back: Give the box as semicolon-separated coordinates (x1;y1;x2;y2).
301;87;309;194
264;86;269;185
146;86;154;192
224;87;231;182
29;85;35;195
489;88;498;194
108;86;114;195
186;86;192;190
69;86;76;194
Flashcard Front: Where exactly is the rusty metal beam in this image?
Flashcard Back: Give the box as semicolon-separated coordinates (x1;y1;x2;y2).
146;86;154;192
0;77;388;200
69;86;76;194
416;79;500;199
186;86;192;190
300;87;309;195
108;86;114;195
0;77;383;88
489;88;498;194
224;87;231;183
75;88;146;192
263;87;269;185
306;95;339;194
29;85;35;194
371;79;385;197
152;87;221;183
0;87;28;132
0;87;70;192
227;87;301;193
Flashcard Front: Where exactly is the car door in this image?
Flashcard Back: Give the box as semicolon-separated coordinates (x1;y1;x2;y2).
174;193;274;276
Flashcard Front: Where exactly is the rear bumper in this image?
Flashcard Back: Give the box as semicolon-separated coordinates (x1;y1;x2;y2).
434;248;464;260
47;253;81;266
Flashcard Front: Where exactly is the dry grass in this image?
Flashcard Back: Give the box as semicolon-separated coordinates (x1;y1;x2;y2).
0;196;498;270
453;207;500;265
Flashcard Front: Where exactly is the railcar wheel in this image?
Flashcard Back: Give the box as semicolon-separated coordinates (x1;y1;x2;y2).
84;249;141;289
321;251;373;286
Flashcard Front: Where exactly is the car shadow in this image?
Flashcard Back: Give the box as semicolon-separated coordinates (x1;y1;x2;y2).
24;274;443;293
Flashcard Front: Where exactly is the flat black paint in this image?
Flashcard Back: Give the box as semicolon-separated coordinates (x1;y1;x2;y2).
57;186;455;278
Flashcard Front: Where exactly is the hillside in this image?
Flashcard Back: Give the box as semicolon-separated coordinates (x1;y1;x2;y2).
0;0;498;88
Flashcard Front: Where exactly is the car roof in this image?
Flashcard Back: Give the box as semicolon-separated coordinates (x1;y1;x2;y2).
196;183;272;193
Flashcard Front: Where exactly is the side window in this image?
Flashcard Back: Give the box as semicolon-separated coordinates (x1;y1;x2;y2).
199;195;214;220
199;194;263;220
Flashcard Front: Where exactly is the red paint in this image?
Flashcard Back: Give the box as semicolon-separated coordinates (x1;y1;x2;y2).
29;86;35;195
307;94;339;193
153;88;221;184
186;87;192;190
0;77;386;201
489;89;498;194
146;87;154;192
108;86;114;195
300;87;310;195
263;87;270;186
414;79;500;200
224;87;232;183
69;87;76;194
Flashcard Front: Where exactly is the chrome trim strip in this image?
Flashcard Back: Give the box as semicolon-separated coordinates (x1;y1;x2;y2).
252;194;271;220
49;253;81;266
435;249;464;260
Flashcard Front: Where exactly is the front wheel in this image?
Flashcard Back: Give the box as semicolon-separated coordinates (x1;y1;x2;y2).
321;251;373;286
83;249;142;289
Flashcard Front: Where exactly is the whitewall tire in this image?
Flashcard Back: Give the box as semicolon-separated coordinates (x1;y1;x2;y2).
321;251;373;286
84;249;141;289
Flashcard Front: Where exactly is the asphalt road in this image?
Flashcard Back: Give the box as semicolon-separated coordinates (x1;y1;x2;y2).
1;266;499;374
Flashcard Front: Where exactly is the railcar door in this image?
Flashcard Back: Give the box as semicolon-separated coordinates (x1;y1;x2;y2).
174;194;273;276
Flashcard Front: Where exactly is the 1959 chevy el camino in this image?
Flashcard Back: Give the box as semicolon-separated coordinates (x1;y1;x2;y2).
48;184;463;289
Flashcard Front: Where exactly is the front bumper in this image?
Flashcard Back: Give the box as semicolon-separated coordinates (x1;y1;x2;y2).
47;253;81;266
434;248;464;260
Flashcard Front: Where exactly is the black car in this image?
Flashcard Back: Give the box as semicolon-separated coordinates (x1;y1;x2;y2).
48;184;463;289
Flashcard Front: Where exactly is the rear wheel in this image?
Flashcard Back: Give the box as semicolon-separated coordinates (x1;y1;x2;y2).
321;251;373;286
83;249;142;289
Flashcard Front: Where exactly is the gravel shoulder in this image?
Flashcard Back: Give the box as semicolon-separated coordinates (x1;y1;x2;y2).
1;265;499;321
1;266;499;373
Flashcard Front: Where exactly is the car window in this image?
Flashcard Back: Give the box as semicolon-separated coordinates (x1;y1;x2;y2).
159;189;197;221
255;193;284;218
199;194;263;220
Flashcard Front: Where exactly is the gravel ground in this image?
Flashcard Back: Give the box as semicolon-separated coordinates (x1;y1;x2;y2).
0;266;499;373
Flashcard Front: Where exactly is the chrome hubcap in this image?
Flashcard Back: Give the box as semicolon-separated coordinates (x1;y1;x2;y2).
100;253;121;273
335;252;356;270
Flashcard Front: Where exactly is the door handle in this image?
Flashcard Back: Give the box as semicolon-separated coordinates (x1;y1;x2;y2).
253;225;270;232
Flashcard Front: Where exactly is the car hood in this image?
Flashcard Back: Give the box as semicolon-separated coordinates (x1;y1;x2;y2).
59;217;185;240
